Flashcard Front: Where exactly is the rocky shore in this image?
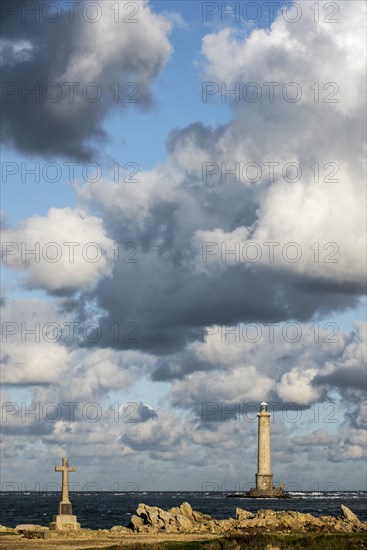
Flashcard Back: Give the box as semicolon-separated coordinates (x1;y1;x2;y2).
0;503;366;549
128;502;367;534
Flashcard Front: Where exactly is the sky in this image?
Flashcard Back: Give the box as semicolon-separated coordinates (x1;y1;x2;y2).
0;0;366;493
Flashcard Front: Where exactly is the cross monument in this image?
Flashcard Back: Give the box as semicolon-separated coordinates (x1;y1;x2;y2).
49;457;81;531
55;457;75;514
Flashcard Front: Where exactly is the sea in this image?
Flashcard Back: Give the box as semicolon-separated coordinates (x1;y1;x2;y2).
1;491;366;530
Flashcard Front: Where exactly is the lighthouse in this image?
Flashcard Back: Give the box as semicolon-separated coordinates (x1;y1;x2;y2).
246;402;286;498
256;401;273;492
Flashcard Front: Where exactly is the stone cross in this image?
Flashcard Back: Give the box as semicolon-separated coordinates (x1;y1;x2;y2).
55;457;76;515
49;457;80;530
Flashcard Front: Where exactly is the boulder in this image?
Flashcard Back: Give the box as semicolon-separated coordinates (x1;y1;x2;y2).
15;524;48;533
136;503;178;532
172;502;195;520
236;508;255;521
130;502;223;534
341;505;362;523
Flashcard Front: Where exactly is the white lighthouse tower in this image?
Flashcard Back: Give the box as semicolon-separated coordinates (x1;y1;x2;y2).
256;401;273;492
247;402;286;498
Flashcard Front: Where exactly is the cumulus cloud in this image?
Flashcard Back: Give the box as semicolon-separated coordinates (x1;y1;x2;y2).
1;296;155;399
120;409;189;455
313;321;367;396
1;297;74;385
201;3;365;114
276;368;324;405
292;428;338;448
170;366;274;410
291;420;367;464
1;0;173;158
72;2;367;356
1;207;115;294
195;0;366;285
161;322;362;411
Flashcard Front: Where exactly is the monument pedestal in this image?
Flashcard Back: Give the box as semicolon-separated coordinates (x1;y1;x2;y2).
49;514;80;531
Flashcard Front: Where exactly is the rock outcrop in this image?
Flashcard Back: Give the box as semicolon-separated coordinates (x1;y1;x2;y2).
129;502;367;534
129;502;221;533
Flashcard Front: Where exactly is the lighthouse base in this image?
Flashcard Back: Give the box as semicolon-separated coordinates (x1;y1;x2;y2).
246;486;288;498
